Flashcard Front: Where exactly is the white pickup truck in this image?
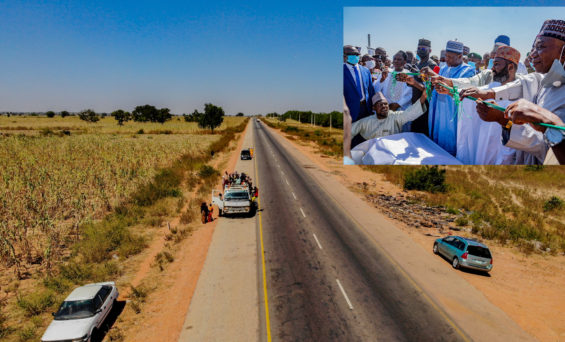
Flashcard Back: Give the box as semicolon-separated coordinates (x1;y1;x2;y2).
212;185;254;216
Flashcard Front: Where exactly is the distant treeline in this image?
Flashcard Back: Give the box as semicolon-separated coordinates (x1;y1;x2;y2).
265;110;343;129
2;103;228;131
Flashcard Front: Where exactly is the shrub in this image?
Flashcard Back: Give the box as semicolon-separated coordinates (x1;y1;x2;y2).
78;109;100;123
137;129;145;134
18;325;36;341
132;169;183;206
17;290;55;317
403;166;447;193
198;165;219;179
130;285;147;300
455;216;469;227
0;310;13;338
76;214;144;263
43;276;73;294
543;196;564;212
180;208;195;224
284;125;299;132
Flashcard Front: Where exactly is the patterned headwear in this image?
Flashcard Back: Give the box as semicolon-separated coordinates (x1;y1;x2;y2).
495;46;521;65
537;19;565;42
446;40;464;54
440;50;446;58
418;38;431;47
494;35;511;46
463;46;470;55
372;92;386;105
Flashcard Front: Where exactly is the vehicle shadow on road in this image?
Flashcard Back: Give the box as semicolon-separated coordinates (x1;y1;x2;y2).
91;300;126;342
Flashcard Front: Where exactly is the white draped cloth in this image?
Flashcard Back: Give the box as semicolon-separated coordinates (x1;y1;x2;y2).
351;132;463;165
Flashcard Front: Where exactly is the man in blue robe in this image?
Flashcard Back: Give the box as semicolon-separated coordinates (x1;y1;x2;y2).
428;40;475;155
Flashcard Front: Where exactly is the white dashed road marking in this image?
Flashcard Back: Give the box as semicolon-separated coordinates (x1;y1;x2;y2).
313;233;323;249
336;279;354;310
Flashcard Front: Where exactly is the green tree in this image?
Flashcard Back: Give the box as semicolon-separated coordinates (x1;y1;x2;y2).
111;109;131;126
132;105;157;122
131;105;172;123
198;103;224;132
236;112;244;116
45;111;55;118
184;110;202;122
78;109;100;123
155;108;172;124
60;110;70;118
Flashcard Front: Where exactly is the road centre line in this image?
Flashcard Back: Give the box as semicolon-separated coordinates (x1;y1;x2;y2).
313;233;323;250
254;137;272;341
285;178;289;186
336;279;354;310
292;192;297;200
300;207;306;218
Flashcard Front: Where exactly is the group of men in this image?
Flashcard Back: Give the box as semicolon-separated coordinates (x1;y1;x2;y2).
223;171;253;189
343;19;565;165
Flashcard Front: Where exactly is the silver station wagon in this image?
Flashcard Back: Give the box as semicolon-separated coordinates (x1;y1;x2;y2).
433;236;493;273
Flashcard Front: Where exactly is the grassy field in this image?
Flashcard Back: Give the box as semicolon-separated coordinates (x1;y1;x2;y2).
0;115;248;341
368;165;565;253
0;115;243;135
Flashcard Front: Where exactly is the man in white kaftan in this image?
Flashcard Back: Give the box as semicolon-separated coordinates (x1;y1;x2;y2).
456;46;528;164
466;20;565;164
351;91;427;140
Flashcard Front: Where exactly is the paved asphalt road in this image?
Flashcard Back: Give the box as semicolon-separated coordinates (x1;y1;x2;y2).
254;120;467;342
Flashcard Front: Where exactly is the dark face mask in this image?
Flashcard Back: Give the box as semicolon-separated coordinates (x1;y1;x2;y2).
417;50;428;59
493;64;510;83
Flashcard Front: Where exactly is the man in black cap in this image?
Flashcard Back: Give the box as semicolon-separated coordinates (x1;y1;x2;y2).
343;45;376;147
409;38;437;136
417;39;437;70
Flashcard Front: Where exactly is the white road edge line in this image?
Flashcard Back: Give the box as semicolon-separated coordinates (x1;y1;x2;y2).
292;192;297;200
313;233;323;250
285;178;289;185
336;279;354;310
300;207;306;218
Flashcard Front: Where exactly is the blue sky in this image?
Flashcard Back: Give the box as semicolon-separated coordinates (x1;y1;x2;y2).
0;1;563;115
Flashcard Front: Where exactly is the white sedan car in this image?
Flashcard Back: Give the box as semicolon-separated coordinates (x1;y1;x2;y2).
41;282;119;342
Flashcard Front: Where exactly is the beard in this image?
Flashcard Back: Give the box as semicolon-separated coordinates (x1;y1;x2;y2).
493;66;509;83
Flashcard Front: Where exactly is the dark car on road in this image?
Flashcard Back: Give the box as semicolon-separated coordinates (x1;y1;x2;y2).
433;236;493;273
240;149;251;160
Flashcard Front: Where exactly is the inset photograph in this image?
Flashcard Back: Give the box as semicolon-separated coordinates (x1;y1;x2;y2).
343;7;565;165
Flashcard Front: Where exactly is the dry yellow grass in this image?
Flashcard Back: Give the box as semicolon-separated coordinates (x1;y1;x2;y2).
0;115;244;135
0;116;247;274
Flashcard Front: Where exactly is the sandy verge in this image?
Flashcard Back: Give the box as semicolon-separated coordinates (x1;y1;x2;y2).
268;126;565;342
116;122;250;342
